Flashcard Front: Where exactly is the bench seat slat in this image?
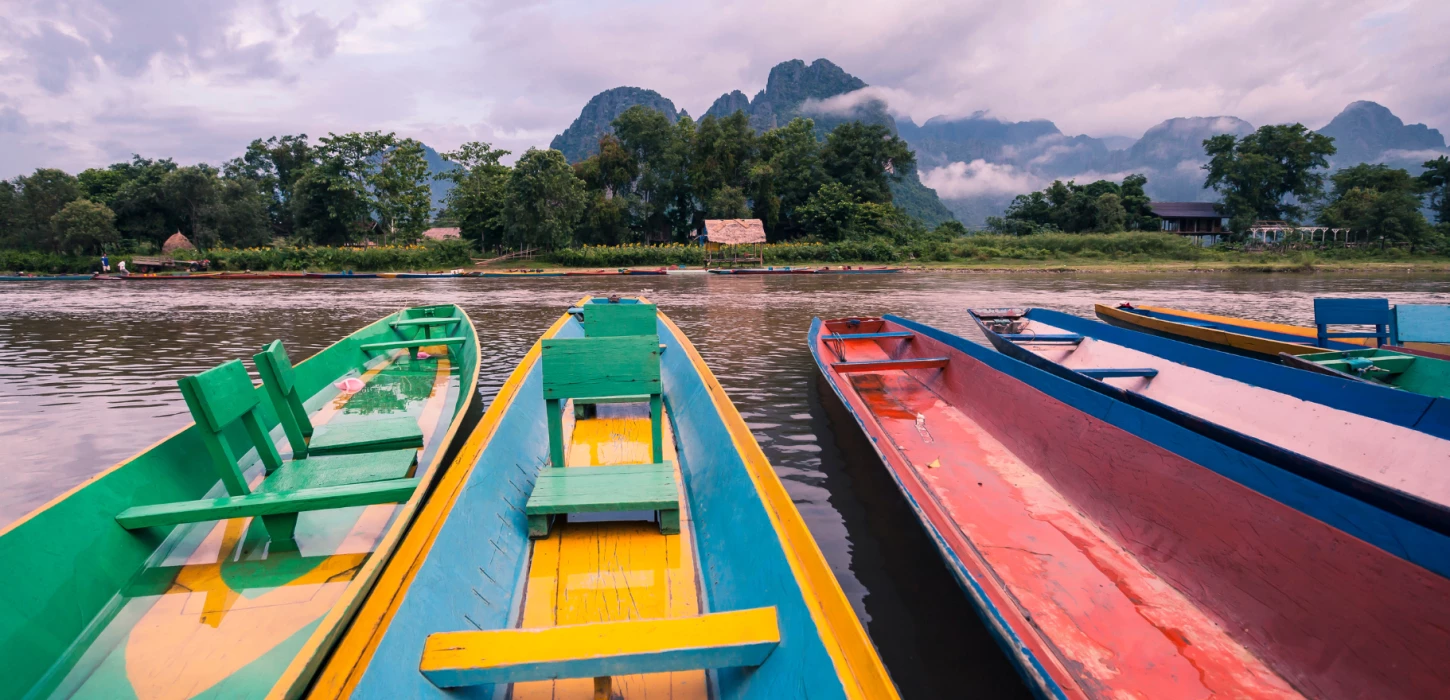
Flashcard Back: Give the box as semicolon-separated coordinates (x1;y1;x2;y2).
526;464;678;514
360;337;467;352
1077;367;1159;379
390;317;463;328
831;357;949;373
823;331;915;341
420;607;780;688
116;478;420;529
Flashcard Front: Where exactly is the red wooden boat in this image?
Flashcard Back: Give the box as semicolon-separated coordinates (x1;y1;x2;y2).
810;314;1450;699
121;272;222;281
214;272;273;279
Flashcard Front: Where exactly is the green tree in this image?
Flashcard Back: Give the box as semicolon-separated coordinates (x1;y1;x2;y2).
705;185;750;218
213;178;273;248
820;122;914;205
15;168;82;251
504;149;587;250
1094;193;1127;232
0;180;21;249
51;199;118;254
757;118;824;239
1202;123;1336;232
373;138;433;244
77;168;130;208
1119;174;1159;230
225;135;313;238
108;157;181;246
1418;156;1450;225
1319;163;1434;249
797;182;859;241
439;141;512;250
613;106;692;241
314;131;395;242
290;166;363;246
162;165;223;247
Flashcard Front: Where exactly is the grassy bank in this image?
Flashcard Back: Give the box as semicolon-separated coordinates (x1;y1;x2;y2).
5;233;1448;274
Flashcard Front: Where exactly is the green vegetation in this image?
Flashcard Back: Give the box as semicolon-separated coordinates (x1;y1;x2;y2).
0;240;473;274
1318;164;1438;250
442;110;931;250
0;132;436;258
1203;124;1337;231
986;174;1158;235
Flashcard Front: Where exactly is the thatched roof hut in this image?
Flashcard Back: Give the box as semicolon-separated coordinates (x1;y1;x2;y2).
703;219;766;247
162;232;195;254
422;227;462;241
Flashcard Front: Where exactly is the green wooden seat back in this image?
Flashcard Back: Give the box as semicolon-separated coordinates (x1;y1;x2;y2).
541;336;661;400
582;303;658;338
177;360;283;497
540;335;663;467
254;340;315;457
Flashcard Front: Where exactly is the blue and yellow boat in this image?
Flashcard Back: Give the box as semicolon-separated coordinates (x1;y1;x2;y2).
1096;301;1450;360
0;305;480;699
311;297;897;699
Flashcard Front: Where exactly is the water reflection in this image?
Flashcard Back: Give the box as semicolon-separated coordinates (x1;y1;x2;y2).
3;272;1448;698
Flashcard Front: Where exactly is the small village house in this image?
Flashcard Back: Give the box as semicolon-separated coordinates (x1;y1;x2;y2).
1150;202;1227;246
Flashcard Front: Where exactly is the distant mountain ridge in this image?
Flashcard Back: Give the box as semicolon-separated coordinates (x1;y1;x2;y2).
550;58;955;227
544;60;1447;228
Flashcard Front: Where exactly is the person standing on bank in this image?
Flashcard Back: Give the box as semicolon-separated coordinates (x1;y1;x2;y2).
101;253;110;273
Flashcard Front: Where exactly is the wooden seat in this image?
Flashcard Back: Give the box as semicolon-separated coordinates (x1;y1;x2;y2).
254;340;424;458
527;333;675;537
831;357;949;373
114;360;420;543
1315;298;1391;347
359;337;466;354
526;464;680;537
419;607;780;688
1077;367;1159;379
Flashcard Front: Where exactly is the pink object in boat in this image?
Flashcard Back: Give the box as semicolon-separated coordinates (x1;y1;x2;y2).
334;377;365;394
416;351;431;359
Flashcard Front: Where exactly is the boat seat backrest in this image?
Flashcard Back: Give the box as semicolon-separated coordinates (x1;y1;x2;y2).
1314;298;1391;347
540;335;663;467
1394;304;1450;344
541;335;661;401
178;360;283;497
582;302;659;338
253;340;315;456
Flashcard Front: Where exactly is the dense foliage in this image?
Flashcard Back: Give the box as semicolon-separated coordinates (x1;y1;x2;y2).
1317;164;1440;249
441;110;930;250
985;175;1158;235
1202;124;1337;232
0;132;435;255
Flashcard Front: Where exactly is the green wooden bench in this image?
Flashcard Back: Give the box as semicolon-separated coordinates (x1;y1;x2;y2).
526;334;676;537
114;360;420;544
254;340;424;458
359;337;466;356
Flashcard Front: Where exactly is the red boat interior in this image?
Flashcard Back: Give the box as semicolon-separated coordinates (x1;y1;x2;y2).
816;317;1450;699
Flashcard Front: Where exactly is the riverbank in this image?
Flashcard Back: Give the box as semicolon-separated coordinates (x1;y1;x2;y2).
5;232;1449;275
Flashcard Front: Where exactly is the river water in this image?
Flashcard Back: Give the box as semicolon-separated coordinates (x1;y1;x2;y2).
3;271;1447;698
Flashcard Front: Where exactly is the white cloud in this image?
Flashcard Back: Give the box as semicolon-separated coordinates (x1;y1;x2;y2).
1;0;1448;176
920;160;1040;198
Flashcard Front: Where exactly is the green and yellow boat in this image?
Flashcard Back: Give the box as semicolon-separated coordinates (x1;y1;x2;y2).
309;297;897;700
0;304;480;699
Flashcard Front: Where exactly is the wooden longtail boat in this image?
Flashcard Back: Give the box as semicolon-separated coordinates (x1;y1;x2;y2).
1279;348;1450;398
972;308;1450;570
304;272;379;279
0;305;480;699
477;269;566;278
0;274;94;281
121;272;223;281
1096;302;1450;359
269;272;307;279
813;314;1450;699
312;297;896;699
708;267;820;275
818;267;903;274
392;272;460;278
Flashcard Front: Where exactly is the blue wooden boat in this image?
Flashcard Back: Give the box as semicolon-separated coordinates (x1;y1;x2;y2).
0;274;95;281
304;272;379;279
311;297;897;699
814;313;1450;699
391;272;460;278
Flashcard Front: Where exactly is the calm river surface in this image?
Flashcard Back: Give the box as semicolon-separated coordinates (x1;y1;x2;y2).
3;271;1448;698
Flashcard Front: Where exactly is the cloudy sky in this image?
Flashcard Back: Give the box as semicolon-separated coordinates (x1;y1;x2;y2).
3;0;1448;177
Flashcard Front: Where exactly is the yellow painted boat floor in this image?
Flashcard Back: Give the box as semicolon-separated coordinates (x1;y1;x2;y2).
42;349;458;700
513;404;707;700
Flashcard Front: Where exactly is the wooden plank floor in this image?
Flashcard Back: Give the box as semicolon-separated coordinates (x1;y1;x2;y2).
513;403;707;700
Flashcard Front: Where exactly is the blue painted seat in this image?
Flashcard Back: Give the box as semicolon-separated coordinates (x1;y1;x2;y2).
1315;298;1391;348
1393;304;1450;345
